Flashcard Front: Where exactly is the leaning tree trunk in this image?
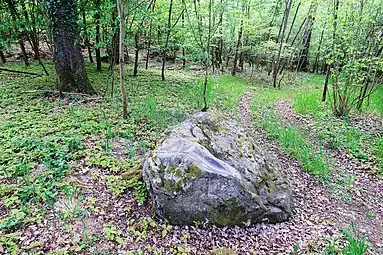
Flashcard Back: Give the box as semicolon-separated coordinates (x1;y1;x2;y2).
296;2;316;72
47;0;95;94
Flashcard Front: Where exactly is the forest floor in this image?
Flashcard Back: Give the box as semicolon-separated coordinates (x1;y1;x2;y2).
0;62;383;255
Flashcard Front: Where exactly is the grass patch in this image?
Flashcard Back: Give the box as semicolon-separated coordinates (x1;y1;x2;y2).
293;92;321;116
365;86;383;117
255;109;331;182
323;224;369;255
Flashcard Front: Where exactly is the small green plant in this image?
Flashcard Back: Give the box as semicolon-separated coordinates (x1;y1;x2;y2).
106;175;147;205
0;208;27;232
342;225;369;255
161;224;173;238
0;232;20;255
323;224;368;255
104;222;124;245
55;197;87;223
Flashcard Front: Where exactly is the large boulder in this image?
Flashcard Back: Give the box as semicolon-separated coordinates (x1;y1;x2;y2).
143;112;292;226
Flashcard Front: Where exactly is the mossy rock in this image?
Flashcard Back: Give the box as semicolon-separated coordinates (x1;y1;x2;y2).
143;112;292;226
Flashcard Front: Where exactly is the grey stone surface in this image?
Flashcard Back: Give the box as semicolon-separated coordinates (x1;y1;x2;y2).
143;112;292;226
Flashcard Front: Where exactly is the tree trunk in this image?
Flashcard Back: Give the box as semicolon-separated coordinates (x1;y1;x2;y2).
95;0;102;71
285;2;301;43
83;10;94;63
322;64;330;102
323;0;339;103
297;2;316;72
0;51;6;64
273;0;293;88
181;9;186;69
231;9;244;76
162;0;173;81
133;31;139;77
47;0;95;94
146;0;156;69
117;0;128;118
219;0;223;73
313;21;326;73
6;0;29;66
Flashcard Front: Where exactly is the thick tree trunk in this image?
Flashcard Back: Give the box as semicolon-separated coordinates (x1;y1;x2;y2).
162;0;173;81
47;0;95;94
95;0;102;71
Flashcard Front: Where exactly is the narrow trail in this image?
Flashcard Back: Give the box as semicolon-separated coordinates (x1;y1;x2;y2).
274;98;383;251
238;93;383;254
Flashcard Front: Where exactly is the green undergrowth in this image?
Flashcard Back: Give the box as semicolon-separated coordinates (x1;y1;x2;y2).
0;62;247;253
291;75;383;176
292;224;369;255
253;107;331;182
323;224;369;255
249;72;382;177
249;73;332;182
365;86;383;117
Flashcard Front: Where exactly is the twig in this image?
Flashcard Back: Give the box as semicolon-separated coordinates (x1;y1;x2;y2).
0;68;41;76
22;90;100;98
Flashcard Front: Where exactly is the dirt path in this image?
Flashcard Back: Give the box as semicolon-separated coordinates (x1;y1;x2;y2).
275;98;383;251
245;94;383;253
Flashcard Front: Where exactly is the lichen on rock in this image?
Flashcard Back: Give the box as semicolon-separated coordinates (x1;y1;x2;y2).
143;112;292;226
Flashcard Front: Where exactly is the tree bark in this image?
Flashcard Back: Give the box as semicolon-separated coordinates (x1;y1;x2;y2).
47;0;95;94
313;21;326;73
117;0;128;118
285;2;301;44
181;9;186;69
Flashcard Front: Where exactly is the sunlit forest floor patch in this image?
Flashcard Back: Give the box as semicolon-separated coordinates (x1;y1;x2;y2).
0;63;382;254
